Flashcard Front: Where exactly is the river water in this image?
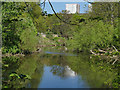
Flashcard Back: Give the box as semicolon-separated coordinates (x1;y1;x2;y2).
2;47;117;88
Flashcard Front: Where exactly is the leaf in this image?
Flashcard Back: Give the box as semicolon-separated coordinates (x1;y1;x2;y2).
9;73;20;79
25;75;31;79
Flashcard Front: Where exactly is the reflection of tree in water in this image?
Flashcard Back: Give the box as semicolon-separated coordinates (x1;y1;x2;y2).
50;65;77;78
40;54;68;66
2;56;22;88
40;53;77;78
26;60;44;88
65;53;117;88
6;50;116;88
2;53;44;88
45;51;118;88
51;65;65;78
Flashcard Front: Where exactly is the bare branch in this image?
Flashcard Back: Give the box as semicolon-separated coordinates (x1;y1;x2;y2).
98;48;107;53
112;45;118;52
112;59;118;65
90;50;99;55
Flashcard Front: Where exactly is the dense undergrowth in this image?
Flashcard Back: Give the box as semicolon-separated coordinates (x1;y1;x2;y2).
1;2;120;88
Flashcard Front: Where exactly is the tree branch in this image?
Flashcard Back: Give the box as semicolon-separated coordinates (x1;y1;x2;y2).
48;0;79;26
112;58;118;65
112;45;118;52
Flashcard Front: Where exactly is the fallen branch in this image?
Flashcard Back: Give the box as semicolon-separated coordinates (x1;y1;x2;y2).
112;58;118;65
90;50;99;55
98;48;107;53
107;59;114;64
112;45;118;52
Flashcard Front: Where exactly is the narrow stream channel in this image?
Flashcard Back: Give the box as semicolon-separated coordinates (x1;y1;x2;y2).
25;49;90;88
3;47;117;88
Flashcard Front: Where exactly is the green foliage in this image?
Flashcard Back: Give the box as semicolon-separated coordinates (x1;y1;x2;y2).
19;13;39;52
2;56;19;63
3;64;9;67
2;2;22;52
46;31;53;39
67;20;115;51
46;12;76;38
2;2;120;89
2;54;43;88
2;46;21;54
34;15;47;33
9;73;20;79
9;73;31;80
53;37;66;45
70;13;85;24
29;2;42;18
88;2;118;25
26;2;47;33
2;2;41;54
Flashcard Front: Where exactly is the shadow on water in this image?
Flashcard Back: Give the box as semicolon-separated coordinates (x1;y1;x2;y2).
2;47;118;88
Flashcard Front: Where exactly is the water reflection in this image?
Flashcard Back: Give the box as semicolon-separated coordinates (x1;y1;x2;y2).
38;66;89;88
30;50;116;88
45;51;77;56
3;47;117;88
50;65;77;78
64;66;77;77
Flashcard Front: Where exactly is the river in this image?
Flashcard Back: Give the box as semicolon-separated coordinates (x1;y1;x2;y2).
2;47;117;88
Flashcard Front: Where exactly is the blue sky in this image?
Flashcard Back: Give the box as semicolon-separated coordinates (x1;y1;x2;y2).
41;0;119;2
41;2;90;14
41;0;94;2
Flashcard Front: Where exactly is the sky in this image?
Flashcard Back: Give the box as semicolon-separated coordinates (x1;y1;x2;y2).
43;2;89;14
42;0;119;2
41;0;119;14
1;0;119;2
41;0;94;2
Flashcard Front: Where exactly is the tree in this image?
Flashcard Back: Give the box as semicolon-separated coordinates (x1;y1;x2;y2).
2;2;40;53
67;2;120;51
25;2;47;33
88;2;119;26
68;20;115;51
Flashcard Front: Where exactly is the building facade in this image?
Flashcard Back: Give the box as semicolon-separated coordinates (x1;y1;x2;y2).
66;4;80;14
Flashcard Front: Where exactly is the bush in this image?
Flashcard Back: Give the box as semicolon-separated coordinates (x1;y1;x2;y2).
67;20;115;51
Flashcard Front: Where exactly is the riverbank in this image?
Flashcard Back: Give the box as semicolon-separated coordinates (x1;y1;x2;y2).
90;48;120;65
